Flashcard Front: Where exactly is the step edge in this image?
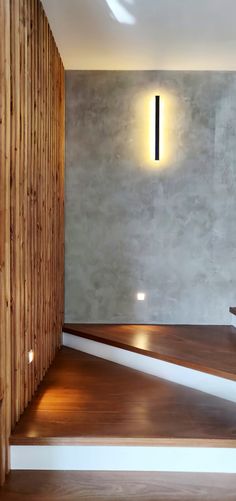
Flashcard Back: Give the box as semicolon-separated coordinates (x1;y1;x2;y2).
9;437;236;448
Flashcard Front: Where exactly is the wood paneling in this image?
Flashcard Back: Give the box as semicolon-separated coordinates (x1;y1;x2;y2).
63;323;236;380
0;0;11;486
0;0;64;485
11;347;236;446
1;471;236;501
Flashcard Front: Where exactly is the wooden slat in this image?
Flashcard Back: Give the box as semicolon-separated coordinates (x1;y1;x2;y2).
0;0;11;485
0;0;64;485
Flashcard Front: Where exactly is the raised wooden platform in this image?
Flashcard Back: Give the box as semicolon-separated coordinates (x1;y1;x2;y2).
11;347;236;447
1;471;236;500
63;324;236;381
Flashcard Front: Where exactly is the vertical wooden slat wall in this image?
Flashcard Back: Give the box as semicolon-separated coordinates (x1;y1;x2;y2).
0;0;11;487
0;0;64;484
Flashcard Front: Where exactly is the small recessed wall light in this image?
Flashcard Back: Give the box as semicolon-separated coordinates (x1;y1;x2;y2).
137;292;146;301
28;350;34;364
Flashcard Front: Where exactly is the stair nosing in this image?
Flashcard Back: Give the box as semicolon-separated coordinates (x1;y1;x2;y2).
10;436;236;447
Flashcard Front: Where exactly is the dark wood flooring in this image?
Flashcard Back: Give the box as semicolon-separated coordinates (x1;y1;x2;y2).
63;323;236;380
11;347;236;446
1;471;236;500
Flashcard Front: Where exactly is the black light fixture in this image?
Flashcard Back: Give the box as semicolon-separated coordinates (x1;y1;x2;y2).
155;95;160;161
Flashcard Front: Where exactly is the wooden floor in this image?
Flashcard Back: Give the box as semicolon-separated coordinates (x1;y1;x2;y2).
1;471;236;500
63;323;236;380
11;347;236;446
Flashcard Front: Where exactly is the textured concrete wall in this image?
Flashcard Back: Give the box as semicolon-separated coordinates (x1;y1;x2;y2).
65;71;236;324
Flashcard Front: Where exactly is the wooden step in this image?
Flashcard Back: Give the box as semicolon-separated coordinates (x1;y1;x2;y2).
10;347;236;472
63;324;236;402
1;471;236;500
63;324;236;381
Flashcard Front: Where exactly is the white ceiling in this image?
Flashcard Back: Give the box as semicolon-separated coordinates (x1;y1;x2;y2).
42;0;236;70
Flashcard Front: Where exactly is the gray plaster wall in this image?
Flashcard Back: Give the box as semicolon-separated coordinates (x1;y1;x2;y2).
65;71;236;324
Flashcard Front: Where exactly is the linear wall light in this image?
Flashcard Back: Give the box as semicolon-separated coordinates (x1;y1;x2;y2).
155;95;160;161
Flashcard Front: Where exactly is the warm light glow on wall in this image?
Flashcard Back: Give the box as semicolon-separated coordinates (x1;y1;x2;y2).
149;95;164;162
135;90;179;169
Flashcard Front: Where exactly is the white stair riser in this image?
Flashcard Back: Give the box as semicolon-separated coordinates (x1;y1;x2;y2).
230;313;236;328
11;445;236;473
63;332;236;403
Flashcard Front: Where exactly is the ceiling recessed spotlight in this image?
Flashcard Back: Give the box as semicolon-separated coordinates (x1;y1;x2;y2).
137;292;146;301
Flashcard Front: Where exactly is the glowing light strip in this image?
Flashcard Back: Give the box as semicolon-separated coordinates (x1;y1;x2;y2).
150;95;163;162
155;96;160;160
